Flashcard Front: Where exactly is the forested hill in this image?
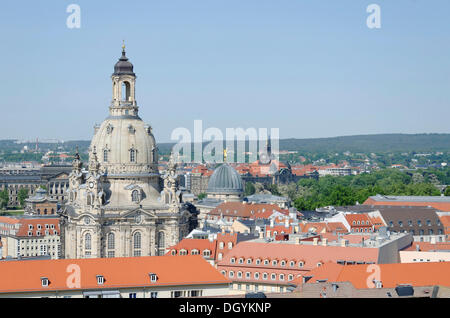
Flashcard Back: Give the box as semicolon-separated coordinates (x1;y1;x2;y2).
278;133;450;153
1;133;449;155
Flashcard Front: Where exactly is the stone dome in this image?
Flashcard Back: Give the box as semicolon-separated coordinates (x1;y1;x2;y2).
207;163;243;195
90;117;157;175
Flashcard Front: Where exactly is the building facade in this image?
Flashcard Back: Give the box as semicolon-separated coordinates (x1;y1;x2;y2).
60;47;197;259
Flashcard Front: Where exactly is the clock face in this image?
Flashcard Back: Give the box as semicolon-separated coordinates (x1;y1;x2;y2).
89;182;94;189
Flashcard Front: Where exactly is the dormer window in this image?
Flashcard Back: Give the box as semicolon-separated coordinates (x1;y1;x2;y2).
129;148;136;163
96;275;104;285
128;125;136;134
41;277;49;287
28;224;33;230
149;273;158;283
230;258;236;264
131;190;140;202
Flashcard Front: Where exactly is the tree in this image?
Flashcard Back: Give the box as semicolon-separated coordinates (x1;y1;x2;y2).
197;193;207;200
244;182;256;196
0;189;9;209
444;187;450;196
17;188;29;207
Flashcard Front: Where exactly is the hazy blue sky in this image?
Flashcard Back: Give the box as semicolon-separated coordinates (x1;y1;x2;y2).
0;0;449;142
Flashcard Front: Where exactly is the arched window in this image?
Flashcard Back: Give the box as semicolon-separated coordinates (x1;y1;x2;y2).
108;233;115;250
157;231;165;256
85;233;91;250
121;81;131;101
132;190;140;202
133;232;141;256
130;149;136;162
103;149;109;163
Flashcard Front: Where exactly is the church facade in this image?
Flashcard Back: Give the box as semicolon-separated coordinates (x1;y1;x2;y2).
60;46;197;259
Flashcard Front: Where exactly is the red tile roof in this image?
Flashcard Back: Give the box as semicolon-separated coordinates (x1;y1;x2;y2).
219;241;379;271
401;242;450;252
209;202;289;219
364;198;450;212
304;262;450;288
0;255;230;294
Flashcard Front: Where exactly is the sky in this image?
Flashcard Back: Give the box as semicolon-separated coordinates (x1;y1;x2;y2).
0;0;449;143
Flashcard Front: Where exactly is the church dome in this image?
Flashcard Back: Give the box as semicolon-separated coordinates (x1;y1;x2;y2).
207;164;243;195
90;117;157;175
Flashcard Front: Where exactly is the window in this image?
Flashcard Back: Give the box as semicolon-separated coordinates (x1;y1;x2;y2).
132;190;140;202
246;259;252;264
254;272;260;280
238;258;244;264
203;250;211;257
237;271;242;278
149;273;158;283
129;293;137;298
228;242;233;249
219;242;224;249
255;259;261;265
96;275;104;285
133;232;141;249
408;220;412;227
279;274;285;281
288;274;294;281
107;251;115;258
41;277;49;287
191;249;199;255
150;292;158;298
264;259;269;265
398;221;403;227
298;261;304;268
280;260;286;267
271;273;276;280
417;220;422;226
262;273;268;280
427;220;431;226
272;260;277;266
85;233;91;250
108;232;115;250
429;229;434;235
103;149;108;163
230;258;236;264
130;149;136;162
290;261;295;267
245;272;251;279
229;271;235;278
171;291;182;298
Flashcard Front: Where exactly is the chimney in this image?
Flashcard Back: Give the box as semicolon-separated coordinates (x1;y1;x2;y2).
322;238;327;246
267;230;271;238
415;244;420;251
313;237;318;245
270;218;274;228
295;237;301;245
259;231;264;239
285;219;289;228
341;239;348;247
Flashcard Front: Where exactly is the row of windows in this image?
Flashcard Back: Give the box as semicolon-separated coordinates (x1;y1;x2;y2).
230;257;306;268
84;232;166;255
352;228;373;233
28;224;56;230
389;219;441;227
102;149;137;163
222;270;295;282
352;221;370;225
171;249;211;257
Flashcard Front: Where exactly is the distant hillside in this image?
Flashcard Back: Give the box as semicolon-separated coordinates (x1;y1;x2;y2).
279;133;450;153
1;133;449;157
